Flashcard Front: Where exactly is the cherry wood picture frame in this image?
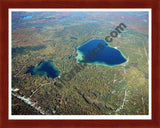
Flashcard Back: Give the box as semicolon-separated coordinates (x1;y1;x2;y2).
0;0;160;128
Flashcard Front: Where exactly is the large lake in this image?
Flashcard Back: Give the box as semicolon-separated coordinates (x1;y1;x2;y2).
76;39;127;66
26;61;60;78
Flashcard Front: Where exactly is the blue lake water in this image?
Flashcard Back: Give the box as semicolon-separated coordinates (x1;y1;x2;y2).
26;61;60;78
23;15;32;19
76;39;127;66
91;19;99;22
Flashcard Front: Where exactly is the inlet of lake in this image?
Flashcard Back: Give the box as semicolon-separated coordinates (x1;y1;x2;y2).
76;39;127;66
26;61;60;78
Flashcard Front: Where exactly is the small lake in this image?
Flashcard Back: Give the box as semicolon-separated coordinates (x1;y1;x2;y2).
91;19;99;22
76;39;127;66
23;15;32;19
26;61;60;78
70;37;78;40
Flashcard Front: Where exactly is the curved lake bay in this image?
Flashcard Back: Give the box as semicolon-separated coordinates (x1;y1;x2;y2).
26;61;60;78
76;39;127;66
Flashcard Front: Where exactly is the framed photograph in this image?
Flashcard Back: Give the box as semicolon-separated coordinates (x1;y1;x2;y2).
9;8;151;120
0;0;160;128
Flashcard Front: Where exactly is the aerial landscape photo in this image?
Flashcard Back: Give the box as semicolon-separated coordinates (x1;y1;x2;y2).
10;10;150;116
